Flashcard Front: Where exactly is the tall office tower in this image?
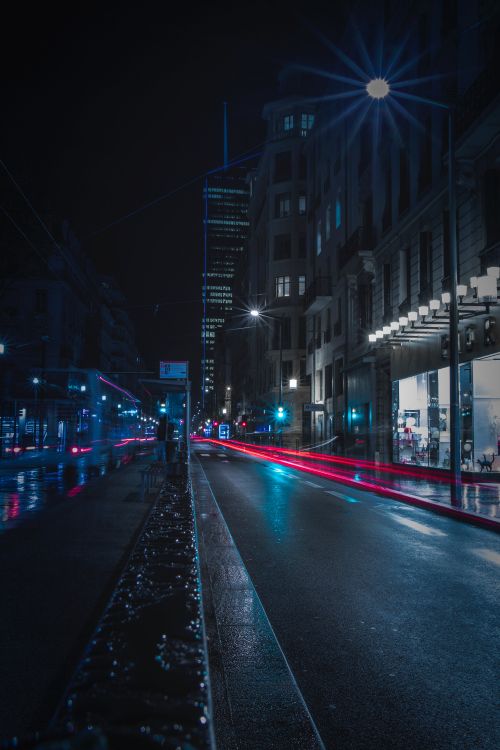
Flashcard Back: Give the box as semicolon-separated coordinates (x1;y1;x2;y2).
201;167;250;410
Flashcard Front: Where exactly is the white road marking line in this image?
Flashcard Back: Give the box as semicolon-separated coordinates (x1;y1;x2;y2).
325;490;360;504
390;515;446;537
472;548;500;567
303;480;323;488
217;453;227;457
200;453;211;457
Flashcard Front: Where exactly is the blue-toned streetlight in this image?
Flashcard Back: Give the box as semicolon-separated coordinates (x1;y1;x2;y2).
366;79;461;502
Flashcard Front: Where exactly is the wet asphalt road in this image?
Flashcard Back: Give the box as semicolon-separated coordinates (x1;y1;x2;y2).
194;443;500;750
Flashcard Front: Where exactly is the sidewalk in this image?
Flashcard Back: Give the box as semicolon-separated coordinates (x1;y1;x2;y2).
0;455;154;741
191;457;325;750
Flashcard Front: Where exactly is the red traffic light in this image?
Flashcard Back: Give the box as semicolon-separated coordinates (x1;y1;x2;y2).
213;421;219;426
241;421;247;427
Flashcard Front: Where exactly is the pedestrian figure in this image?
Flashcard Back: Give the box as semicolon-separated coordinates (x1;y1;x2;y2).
166;420;176;463
156;416;167;463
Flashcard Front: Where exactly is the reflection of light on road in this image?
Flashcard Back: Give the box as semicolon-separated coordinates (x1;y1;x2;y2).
325;490;360;504
390;515;446;537
472;548;500;567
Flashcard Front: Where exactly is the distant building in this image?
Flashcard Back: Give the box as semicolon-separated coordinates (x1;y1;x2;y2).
245;97;315;446
201;167;250;411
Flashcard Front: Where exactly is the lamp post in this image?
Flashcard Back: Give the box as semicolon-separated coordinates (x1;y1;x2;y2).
250;308;284;443
366;80;461;502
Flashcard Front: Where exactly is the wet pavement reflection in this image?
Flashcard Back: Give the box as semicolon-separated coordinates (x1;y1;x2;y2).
0;450;142;532
200;440;500;522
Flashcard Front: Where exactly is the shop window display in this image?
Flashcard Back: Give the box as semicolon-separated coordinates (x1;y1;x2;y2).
392;357;499;472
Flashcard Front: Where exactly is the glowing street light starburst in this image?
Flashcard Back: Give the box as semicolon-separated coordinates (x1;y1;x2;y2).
366;77;390;99
288;20;449;150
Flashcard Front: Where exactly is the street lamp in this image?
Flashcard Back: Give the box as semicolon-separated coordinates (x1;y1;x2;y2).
250;308;283;408
250;308;284;444
367;79;461;501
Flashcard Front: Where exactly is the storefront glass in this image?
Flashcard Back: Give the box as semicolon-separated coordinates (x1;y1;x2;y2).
392;356;499;472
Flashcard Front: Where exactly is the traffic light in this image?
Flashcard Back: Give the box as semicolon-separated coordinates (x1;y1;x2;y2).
241;421;247;427
276;405;285;420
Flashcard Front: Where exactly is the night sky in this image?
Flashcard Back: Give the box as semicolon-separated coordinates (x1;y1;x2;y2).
3;2;347;393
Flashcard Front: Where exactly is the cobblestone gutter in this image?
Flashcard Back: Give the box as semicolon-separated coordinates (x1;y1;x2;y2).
5;471;214;750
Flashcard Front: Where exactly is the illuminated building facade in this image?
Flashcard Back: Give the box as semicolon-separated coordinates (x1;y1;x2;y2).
304;0;500;471
201;168;249;408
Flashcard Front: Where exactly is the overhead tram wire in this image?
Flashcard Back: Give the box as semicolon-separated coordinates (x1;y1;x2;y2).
0;159;101;299
85;137;273;240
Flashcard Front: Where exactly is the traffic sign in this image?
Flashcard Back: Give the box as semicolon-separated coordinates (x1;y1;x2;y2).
159;361;189;379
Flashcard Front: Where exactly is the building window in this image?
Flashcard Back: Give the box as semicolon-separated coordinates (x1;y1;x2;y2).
335;194;342;229
383;262;392;320
274;234;291;260
334;297;342;337
325;364;333;399
298;317;306;348
334;357;344;395
316;369;323;400
316;219;322;255
274;151;292;183
399;247;411;305
283;114;294;131
275;192;291;218
298;234;306;258
299;153;307;180
282;360;293;385
301;112;314;131
298;275;306;296
298;194;307;215
275;275;291;298
419;231;433;299
326;203;332;240
358;282;373;330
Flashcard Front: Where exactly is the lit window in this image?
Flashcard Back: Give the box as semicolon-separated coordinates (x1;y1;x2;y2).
275;193;291;218
298;194;307;215
275;276;291;298
335;195;342;229
301;113;314;130
298;275;306;296
284;114;294;131
326;203;332;240
316;219;322;255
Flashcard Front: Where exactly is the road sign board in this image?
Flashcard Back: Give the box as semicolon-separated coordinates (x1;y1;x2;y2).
303;403;325;412
159;361;189;379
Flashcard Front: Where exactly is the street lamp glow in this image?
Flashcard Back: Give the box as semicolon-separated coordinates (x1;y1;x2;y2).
0;343;5;355
366;77;390;99
250;309;260;317
32;377;40;385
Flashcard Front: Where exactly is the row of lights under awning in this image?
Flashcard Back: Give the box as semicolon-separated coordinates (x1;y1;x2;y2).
368;267;500;344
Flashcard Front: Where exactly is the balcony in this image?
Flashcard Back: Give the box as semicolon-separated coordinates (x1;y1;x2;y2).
338;225;373;270
303;276;332;314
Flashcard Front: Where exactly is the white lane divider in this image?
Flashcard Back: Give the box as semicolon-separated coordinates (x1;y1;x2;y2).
200;453;211;457
471;547;500;567
324;490;360;504
390;515;446;537
302;480;323;488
